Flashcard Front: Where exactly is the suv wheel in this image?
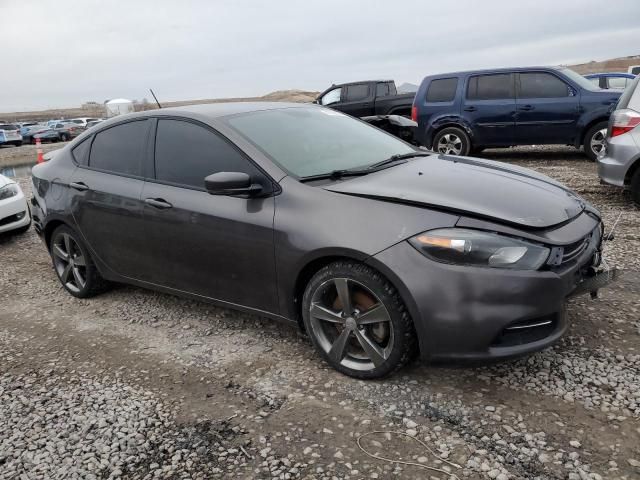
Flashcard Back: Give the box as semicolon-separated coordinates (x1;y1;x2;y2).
302;261;417;379
584;121;608;161
50;225;109;298
433;127;471;156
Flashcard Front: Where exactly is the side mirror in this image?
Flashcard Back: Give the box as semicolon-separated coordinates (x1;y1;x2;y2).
204;172;263;197
312;99;319;105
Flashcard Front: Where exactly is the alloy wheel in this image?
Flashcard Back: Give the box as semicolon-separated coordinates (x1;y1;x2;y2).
590;128;607;157
52;233;87;293
437;133;463;155
309;278;394;372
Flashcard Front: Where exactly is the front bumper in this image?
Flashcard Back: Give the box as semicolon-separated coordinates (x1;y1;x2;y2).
0;189;30;234
369;230;613;363
597;134;639;187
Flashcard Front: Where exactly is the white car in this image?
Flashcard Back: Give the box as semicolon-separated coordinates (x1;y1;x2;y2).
0;124;23;147
0;174;30;235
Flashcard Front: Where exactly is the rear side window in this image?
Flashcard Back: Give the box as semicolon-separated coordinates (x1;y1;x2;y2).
344;84;369;102
607;77;629;89
467;74;513;100
154;119;259;189
519;72;569;98
376;83;390;97
72;137;91;165
89;120;148;176
426;78;458;102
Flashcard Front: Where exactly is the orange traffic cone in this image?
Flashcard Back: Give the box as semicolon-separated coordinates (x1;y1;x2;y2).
36;137;44;164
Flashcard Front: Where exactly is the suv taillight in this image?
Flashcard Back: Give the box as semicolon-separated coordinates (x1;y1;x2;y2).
411;105;417;122
610;109;640;138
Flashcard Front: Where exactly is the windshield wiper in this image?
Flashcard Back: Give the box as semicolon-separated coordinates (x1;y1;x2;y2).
366;151;431;169
299;168;372;183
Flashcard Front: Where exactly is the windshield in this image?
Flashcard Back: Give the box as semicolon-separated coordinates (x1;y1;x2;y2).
0;124;18;130
225;107;415;178
559;67;599;91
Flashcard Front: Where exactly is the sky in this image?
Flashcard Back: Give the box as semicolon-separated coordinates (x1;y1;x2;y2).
1;0;640;112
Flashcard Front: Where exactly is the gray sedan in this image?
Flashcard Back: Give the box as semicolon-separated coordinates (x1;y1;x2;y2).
31;103;615;378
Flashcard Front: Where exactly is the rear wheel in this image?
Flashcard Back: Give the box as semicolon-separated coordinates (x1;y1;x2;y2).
631;168;640;206
302;261;417;379
50;225;109;298
583;121;608;161
60;133;69;142
433;127;471;156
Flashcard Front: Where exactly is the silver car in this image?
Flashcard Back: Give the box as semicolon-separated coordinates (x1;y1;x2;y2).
598;75;640;205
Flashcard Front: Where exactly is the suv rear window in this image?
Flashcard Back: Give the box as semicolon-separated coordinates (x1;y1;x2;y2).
519;72;569;98
426;78;458;102
89;120;148;176
344;84;369;102
467;74;513;100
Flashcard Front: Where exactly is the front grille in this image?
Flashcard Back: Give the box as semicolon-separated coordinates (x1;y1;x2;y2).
491;314;558;348
0;211;25;226
549;226;601;268
561;237;590;264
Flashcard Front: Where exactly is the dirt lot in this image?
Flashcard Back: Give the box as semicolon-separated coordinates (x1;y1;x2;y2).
1;144;639;480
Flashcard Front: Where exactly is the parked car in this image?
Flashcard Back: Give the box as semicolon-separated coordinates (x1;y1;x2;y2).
412;66;621;160
315;80;417;142
0;124;23;147
34;123;82;143
20;124;50;144
597;75;640;205
85;119;104;129
31;103;615;378
69;117;100;128
584;72;636;90
0;173;31;235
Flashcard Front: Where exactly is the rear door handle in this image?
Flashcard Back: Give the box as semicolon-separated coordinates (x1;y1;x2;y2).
518;105;534;111
69;181;89;191
463;106;477;112
144;198;173;209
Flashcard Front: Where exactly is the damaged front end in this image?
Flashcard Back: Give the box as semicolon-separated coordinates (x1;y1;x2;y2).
361;114;418;144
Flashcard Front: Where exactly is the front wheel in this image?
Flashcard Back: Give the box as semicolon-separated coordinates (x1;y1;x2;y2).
302;261;417;379
433;127;471;156
583;121;608;161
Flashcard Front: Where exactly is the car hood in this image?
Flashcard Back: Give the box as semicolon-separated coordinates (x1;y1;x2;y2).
324;154;587;229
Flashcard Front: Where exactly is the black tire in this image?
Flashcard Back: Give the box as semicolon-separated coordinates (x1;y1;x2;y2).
60;133;69;142
12;141;22;147
433;126;471;156
583;121;608;161
49;225;109;298
631;168;640;207
302;261;417;379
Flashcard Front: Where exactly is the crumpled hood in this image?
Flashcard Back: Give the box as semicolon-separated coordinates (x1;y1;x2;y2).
324;154;587;229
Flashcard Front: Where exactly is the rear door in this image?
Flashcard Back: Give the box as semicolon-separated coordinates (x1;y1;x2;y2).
462;73;516;146
515;71;580;144
138;118;279;313
335;83;375;117
68;119;151;278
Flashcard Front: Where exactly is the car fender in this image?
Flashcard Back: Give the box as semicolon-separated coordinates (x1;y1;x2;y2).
425;115;475;148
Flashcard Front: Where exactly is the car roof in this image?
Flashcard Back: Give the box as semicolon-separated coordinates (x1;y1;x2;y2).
423;66;563;78
583;72;636;78
114;102;312;121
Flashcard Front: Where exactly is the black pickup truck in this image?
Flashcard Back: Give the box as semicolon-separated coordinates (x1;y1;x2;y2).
315;80;414;117
314;80;417;142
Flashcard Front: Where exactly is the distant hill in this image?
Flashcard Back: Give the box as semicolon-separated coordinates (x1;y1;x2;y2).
397;82;418;93
567;54;640;74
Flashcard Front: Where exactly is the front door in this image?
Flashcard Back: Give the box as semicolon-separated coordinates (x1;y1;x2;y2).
138;118;279;313
515;71;580;144
69;119;151;279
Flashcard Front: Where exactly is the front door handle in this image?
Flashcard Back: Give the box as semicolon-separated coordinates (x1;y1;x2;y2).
518;104;534;111
69;181;89;191
463;106;477;112
144;198;173;209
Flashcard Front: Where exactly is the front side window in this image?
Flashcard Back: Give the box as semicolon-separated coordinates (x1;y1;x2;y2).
587;77;600;87
467;74;513;100
320;88;341;106
226;107;414;178
426;78;458;102
519;72;569;98
89;120;148;176
154;119;258;189
344;84;369;102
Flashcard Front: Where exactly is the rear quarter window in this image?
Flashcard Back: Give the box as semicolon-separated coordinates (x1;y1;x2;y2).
72;137;92;165
426;78;458;102
344;84;369;102
88;120;148;176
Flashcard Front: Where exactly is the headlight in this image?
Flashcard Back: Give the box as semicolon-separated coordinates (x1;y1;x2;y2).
409;228;550;270
0;184;19;201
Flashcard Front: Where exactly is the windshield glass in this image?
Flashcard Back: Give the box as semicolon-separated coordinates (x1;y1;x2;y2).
559;68;599;91
0;124;18;130
226;107;414;177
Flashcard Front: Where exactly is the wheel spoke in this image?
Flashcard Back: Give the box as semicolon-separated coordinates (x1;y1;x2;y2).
61;263;72;283
63;234;72;257
73;254;86;267
71;267;85;288
310;303;343;324
353;329;386;368
334;279;353;315
53;244;69;261
357;304;390;325
328;328;352;364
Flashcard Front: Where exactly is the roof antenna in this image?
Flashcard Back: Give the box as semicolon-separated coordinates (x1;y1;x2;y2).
149;88;162;108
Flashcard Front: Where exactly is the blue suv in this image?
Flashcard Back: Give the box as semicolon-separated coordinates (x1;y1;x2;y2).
411;67;621;160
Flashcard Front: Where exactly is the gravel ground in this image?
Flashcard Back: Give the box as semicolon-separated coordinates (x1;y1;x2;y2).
0;144;639;479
